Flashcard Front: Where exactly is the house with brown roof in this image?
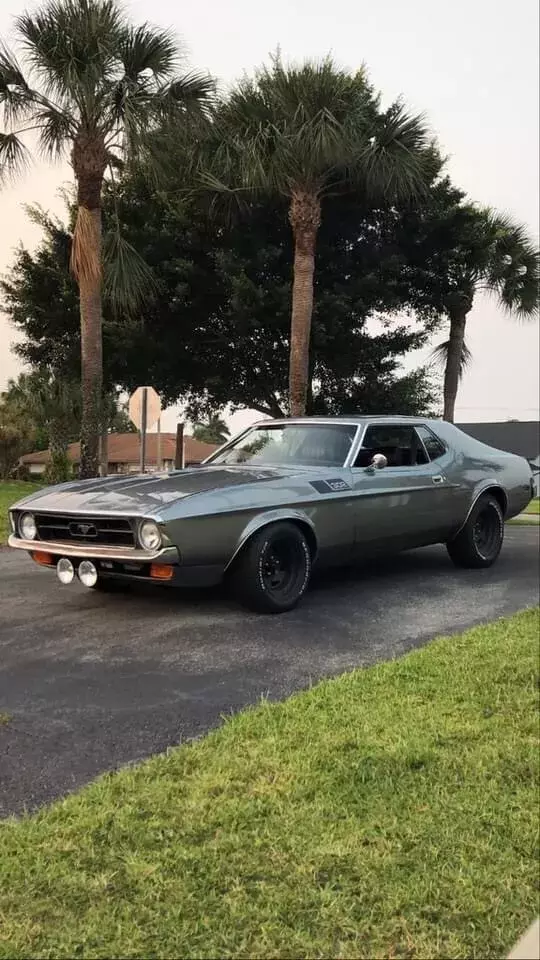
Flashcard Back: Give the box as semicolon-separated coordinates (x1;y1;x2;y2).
19;433;218;477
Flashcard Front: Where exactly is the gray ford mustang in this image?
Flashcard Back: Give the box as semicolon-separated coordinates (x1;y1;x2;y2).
9;417;534;613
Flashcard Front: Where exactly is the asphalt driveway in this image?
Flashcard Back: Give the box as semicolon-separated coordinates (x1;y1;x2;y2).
1;526;538;817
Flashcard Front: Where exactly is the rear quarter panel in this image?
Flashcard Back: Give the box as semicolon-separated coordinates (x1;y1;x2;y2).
434;422;532;525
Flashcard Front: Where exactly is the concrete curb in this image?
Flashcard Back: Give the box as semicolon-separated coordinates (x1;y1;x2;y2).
508;918;540;959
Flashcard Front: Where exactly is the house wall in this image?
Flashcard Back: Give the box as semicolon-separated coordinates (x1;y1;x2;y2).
24;457;202;477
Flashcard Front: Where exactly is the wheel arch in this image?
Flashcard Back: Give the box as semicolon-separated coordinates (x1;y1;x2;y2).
484;484;508;516
225;510;318;572
453;482;508;538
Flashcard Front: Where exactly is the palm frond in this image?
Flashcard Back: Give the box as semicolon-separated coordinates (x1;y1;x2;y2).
118;24;178;82
102;228;155;315
430;338;472;380
0;44;34;127
157;72;215;113
359;102;431;201
15;0;122;110
200;58;430;208
4;0;214;188
478;210;540;319
0;132;30;182
36;104;74;159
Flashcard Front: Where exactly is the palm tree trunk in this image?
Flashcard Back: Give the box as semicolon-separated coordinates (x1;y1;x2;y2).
443;309;467;423
288;191;321;417
48;425;71;484
72;138;107;479
78;238;103;478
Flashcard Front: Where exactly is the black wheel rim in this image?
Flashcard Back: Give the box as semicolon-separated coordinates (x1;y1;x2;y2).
473;505;501;559
261;536;306;599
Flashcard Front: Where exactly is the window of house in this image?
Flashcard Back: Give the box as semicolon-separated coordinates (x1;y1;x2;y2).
354;425;429;468
415;425;446;461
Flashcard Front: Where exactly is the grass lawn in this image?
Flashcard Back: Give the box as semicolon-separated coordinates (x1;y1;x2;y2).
524;497;540;515
1;610;538;959
0;481;41;543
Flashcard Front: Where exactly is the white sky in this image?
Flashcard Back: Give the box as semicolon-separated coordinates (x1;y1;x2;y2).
1;0;539;435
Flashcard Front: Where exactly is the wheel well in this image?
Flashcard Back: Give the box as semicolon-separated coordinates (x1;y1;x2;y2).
229;517;318;571
482;485;508;517
288;519;318;561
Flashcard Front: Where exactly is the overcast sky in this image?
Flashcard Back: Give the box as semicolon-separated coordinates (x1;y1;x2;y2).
1;0;538;433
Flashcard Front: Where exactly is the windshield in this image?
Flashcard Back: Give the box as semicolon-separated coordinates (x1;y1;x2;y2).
209;423;358;468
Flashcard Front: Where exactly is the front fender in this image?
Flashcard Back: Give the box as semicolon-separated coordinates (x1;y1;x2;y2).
225;508;317;571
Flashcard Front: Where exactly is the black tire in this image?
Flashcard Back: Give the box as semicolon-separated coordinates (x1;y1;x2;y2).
229;521;312;613
447;494;504;569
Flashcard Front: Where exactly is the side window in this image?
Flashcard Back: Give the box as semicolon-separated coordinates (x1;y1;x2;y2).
416;425;446;461
354;425;429;468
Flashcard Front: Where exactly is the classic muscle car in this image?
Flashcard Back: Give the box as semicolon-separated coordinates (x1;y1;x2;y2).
8;417;534;613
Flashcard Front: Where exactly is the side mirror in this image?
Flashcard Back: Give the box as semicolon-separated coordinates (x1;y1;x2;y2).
370;453;388;470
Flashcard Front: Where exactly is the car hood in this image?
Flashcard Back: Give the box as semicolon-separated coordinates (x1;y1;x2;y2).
12;465;312;517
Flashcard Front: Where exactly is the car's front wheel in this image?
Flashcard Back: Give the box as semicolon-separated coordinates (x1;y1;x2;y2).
229;521;312;613
447;493;504;569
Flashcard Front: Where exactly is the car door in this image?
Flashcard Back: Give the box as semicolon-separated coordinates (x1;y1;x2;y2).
350;423;456;554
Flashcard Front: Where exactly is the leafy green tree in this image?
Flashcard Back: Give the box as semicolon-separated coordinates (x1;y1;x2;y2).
106;397;136;434
3;182;442;419
193;416;230;444
0;392;35;480
199;56;432;415
0;0;213;476
4;372;81;482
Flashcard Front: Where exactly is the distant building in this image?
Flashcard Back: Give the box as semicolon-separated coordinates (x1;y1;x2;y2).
19;433;218;477
457;420;539;494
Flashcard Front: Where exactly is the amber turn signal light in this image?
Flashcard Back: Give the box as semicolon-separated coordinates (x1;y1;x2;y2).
32;551;54;566
150;563;174;580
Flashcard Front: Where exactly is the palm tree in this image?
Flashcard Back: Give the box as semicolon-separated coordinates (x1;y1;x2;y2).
5;371;81;482
0;0;213;476
431;208;539;422
193;415;230;445
199;56;431;415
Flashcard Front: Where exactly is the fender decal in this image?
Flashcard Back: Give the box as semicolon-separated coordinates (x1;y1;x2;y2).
310;479;352;494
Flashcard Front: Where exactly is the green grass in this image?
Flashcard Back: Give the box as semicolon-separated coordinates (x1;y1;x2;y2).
1;611;539;960
0;481;41;543
524;497;540;515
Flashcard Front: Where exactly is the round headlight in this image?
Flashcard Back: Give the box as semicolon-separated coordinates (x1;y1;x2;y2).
20;512;37;540
78;560;98;588
139;520;162;551
57;558;75;584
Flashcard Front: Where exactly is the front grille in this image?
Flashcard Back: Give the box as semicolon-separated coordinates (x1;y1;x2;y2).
34;514;135;548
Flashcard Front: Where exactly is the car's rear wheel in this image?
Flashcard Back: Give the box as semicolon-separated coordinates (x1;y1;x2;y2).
447;493;504;568
229;521;312;613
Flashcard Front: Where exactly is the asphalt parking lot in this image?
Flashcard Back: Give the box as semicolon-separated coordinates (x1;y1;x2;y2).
1;526;538;817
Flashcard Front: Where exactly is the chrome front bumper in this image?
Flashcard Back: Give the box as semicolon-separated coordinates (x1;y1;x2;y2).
8;534;179;564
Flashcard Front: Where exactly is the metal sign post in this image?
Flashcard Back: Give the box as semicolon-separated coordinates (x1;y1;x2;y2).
157;417;162;471
175;422;185;469
140;387;148;473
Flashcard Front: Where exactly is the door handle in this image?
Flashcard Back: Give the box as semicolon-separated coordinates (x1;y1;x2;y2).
432;474;446;484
